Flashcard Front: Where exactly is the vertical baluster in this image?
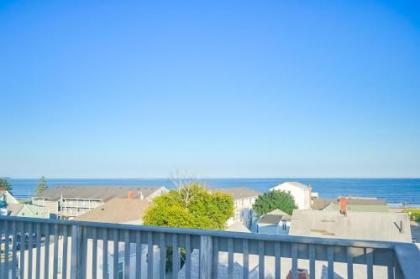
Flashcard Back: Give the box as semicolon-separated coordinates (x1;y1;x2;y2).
386;251;394;279
159;233;166;279
70;225;82;279
327;246;334;279
4;221;10;279
366;248;373;279
62;225;68;279
274;242;281;279
53;224;59;279
11;221;17;279
81;227;88;278
228;238;234;279
28;222;33;279
19;222;25;279
309;245;315;279
124;230;130;279
35;223;41;279
103;229;108;279
171;234;178;279
242;239;249;279
291;244;298;279
113;230;119;279
212;237;218;278
92;228;98;279
44;224;50;279
346;247;353;279
135;232;142;279
185;235;191;279
258;241;264;279
0;220;3;279
148;232;154;279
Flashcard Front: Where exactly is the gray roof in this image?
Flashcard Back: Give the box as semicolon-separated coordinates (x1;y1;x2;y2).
210;187;260;200
290;210;412;242
259;209;291;224
34;185;166;201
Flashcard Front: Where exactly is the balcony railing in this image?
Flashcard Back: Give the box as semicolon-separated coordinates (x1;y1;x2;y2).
0;215;419;279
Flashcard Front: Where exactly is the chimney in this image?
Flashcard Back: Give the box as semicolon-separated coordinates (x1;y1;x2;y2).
138;191;144;200
339;197;348;216
128;191;135;199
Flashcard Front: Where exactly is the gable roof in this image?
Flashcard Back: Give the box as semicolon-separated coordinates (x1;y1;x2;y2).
258;209;291;224
290;210;412;242
210;187;260;199
75;198;150;224
34;185;166;201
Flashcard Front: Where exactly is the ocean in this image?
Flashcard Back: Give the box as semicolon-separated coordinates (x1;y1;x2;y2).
7;178;420;207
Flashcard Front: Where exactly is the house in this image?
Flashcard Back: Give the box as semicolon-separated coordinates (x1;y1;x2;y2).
0;188;19;205
270;182;312;209
75;195;150;225
0;188;18;216
7;203;49;218
257;209;291;235
32;185;168;219
210;187;260;227
289;209;412;242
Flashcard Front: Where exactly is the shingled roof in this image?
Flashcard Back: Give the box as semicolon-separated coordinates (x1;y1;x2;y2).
34;185;166;201
75;198;150;224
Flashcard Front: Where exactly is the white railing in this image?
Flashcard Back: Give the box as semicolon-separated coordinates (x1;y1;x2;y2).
0;216;419;279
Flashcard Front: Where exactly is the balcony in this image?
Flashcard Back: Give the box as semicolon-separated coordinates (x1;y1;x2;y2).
0;215;419;279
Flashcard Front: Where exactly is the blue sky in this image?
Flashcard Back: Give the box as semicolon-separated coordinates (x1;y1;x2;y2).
0;0;419;178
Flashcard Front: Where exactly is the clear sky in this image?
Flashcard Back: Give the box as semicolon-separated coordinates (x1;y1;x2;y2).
0;0;419;178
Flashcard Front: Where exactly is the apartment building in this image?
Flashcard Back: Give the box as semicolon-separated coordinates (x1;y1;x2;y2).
32;185;168;219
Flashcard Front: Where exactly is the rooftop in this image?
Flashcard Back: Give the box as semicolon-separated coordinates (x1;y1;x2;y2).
34;185;166;201
75;197;150;224
209;187;260;199
259;209;291;224
271;181;311;191
290;209;412;242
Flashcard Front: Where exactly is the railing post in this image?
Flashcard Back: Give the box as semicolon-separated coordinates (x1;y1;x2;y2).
70;225;85;279
200;235;213;279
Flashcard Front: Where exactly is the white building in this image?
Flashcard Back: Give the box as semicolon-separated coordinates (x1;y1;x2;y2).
210;187;260;228
270;182;312;209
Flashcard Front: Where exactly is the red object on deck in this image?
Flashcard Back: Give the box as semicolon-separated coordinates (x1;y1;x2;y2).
286;269;309;279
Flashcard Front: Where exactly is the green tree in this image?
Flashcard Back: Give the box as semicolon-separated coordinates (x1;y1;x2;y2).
144;183;234;230
253;190;297;216
144;184;234;273
35;176;48;195
0;178;12;193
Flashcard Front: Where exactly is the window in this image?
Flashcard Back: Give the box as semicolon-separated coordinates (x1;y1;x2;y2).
282;223;287;230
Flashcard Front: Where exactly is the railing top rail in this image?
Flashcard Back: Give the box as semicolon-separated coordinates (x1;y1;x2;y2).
0;215;403;249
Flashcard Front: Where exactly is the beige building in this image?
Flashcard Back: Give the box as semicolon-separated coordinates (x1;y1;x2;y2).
211;187;260;227
32;185;168;219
